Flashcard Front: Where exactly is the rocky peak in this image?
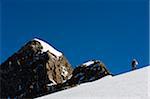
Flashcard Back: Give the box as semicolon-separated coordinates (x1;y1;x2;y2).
0;38;111;99
0;38;73;98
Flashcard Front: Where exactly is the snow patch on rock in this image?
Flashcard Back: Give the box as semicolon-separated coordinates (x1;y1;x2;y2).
83;61;94;66
61;66;68;77
33;38;62;58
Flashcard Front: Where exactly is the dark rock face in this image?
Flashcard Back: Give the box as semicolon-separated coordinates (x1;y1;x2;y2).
0;38;111;99
0;39;73;98
66;60;111;86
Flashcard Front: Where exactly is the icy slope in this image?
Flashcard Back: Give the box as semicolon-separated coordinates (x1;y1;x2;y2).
38;66;150;99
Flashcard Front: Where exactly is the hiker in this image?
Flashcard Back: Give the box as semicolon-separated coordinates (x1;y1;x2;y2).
131;59;138;70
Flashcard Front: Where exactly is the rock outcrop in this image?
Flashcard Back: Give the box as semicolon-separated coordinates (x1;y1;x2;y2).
65;60;111;86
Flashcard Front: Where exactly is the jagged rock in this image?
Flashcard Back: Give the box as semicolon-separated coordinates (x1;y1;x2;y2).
46;53;73;84
0;38;73;98
65;60;111;86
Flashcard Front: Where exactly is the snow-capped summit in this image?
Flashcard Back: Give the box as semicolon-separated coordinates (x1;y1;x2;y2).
33;38;62;58
0;38;73;98
0;38;114;99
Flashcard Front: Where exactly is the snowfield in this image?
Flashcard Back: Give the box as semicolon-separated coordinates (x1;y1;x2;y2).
37;66;150;99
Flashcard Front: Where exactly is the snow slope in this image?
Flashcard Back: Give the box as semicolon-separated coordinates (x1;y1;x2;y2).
37;66;150;99
33;38;62;58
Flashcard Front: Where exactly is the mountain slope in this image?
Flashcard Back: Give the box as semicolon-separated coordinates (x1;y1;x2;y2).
38;66;150;99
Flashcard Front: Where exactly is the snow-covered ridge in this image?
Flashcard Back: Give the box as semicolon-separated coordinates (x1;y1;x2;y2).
33;38;62;58
37;66;150;99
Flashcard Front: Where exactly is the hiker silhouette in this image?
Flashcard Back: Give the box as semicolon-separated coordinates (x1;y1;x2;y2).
131;59;138;70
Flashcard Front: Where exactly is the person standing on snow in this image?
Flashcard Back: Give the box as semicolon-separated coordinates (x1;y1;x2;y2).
131;59;138;70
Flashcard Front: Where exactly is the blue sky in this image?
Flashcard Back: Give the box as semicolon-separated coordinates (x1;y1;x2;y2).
1;0;149;74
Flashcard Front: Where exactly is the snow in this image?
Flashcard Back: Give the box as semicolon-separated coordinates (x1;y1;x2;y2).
68;74;73;80
83;61;94;66
61;66;68;77
33;38;62;58
49;78;57;85
37;66;150;99
47;83;55;87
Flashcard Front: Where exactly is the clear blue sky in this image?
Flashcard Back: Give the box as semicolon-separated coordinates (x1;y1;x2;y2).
1;0;149;74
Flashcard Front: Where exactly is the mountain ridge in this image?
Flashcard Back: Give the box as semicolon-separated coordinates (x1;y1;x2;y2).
0;38;110;98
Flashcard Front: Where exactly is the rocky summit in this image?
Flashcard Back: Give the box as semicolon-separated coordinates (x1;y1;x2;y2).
0;38;73;98
0;38;111;98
